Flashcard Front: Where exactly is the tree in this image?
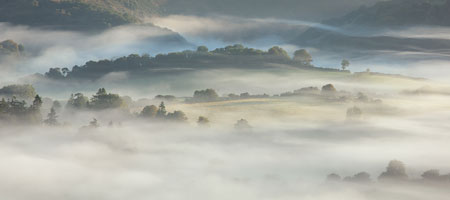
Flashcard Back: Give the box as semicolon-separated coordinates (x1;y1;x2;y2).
44;108;59;126
67;93;89;109
32;95;43;110
348;172;371;183
321;84;337;97
156;102;167;118
89;88;125;110
378;160;409;181
293;49;313;65
346;106;363;120
234;119;252;131
326;173;342;182
61;68;70;77
422;169;440;181
52;100;62;111
197;116;210;127
45;68;65;79
193;89;219;102
268;46;290;59
197;46;209;52
155;95;176;101
341;59;350;70
0;84;37;100
89;118;99;128
30;95;43;122
167;110;188;122
141;105;158;118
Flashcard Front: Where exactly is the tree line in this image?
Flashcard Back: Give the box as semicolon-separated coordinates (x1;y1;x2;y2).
327;160;450;185
43;45;324;81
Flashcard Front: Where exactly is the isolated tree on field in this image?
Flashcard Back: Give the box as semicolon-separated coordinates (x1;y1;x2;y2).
89;118;99;128
341;59;350;70
197;116;210;127
234;119;252;131
44;107;59;126
421;169;440;181
321;84;337;97
378;160;409;181
156;102;167;118
197;46;209;52
346;106;363;120
293;49;313;65
141;105;158;118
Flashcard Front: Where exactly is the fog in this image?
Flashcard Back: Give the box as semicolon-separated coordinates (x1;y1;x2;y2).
0;23;192;80
2;4;450;199
1;90;450;200
4;15;450;84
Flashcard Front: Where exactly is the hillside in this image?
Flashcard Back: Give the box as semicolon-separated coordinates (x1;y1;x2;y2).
160;0;381;21
40;45;322;81
0;0;163;30
325;0;450;28
293;0;450;54
0;0;383;31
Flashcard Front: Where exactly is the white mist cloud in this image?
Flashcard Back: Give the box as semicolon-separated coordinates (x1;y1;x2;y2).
0;23;191;80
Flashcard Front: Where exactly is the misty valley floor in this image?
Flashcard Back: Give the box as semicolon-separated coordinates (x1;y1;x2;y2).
1;94;450;200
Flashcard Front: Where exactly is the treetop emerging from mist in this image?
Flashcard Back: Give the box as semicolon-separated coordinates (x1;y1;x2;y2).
0;84;37;100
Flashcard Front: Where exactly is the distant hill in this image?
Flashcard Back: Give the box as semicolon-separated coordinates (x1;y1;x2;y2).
160;0;381;21
293;0;450;54
0;0;163;30
325;0;450;28
0;0;382;31
294;27;450;52
40;45;327;81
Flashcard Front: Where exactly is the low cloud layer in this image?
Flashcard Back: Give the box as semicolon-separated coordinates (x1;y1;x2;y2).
1;98;450;199
0;23;191;80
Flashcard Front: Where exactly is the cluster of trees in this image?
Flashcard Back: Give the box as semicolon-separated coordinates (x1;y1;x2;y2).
139;102;188;122
278;84;338;98
346;106;363;120
0;95;42;123
0;85;256;128
227;92;270;100
188;88;271;103
0;40;24;56
155;95;176;102
0;84;37;100
66;88;126;110
280;86;320;97
43;45;321;81
191;89;219;103
327;160;450;185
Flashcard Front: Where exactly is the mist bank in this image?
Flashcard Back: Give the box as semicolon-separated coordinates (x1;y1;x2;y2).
1;104;450;200
0;23;191;81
